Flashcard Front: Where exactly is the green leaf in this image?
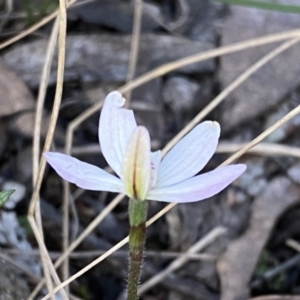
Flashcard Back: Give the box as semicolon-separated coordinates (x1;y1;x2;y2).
0;190;15;207
212;0;300;14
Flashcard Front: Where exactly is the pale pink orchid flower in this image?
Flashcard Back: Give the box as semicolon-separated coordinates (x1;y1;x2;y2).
44;91;246;202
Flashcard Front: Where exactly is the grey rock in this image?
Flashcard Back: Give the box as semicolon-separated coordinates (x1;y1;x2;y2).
178;179;250;247
69;1;161;32
40;199;127;277
162;75;200;112
0;60;36;137
0;60;34;116
162;75;212;127
83;83;121;105
168;291;184;300
237;158;267;197
76;197;126;243
219;3;300;131
288;162;300;184
0;60;53;137
186;0;226;43
14;146;33;183
165;205;183;250
131;78;165;142
0;208;41;278
2;34;215;87
163;275;218;300
0;259;30;300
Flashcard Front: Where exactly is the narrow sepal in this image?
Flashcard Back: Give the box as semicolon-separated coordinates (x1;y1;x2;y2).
44;152;123;192
148;164;246;203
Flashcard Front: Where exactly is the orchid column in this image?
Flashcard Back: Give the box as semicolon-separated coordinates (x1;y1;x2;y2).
44;91;246;300
122;126;151;299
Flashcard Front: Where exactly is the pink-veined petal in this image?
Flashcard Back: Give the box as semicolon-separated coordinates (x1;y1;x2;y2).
156;121;220;187
99;91;137;177
147;164;246;203
122;127;151;200
44;152;123;192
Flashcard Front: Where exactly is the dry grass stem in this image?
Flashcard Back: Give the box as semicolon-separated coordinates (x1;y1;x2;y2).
32;19;59;185
32;194;125;297
41;237;130;300
221;102;300;166
118;30;300;94
28;219;68;300
67;142;300;159
217;142;300;159
124;0;143;104
28;0;68;298
32;19;59;300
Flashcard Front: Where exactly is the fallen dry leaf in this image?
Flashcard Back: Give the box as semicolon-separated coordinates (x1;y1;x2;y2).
0;59;34;115
0;59;49;137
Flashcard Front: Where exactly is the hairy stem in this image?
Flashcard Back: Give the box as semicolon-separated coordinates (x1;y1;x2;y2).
126;199;148;300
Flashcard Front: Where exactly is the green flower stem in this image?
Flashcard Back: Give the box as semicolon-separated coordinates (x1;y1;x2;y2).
127;198;148;300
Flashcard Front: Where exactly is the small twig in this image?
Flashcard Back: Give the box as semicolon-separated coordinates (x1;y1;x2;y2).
3;248;217;261
286;239;300;252
251;253;300;288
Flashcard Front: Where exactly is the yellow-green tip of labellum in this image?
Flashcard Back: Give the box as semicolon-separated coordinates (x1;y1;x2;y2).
122;126;151;201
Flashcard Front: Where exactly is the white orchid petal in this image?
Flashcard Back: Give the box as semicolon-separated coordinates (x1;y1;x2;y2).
44;152;123;192
156;122;220;187
147;164;246;203
122;127;151;200
99;91;137;177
